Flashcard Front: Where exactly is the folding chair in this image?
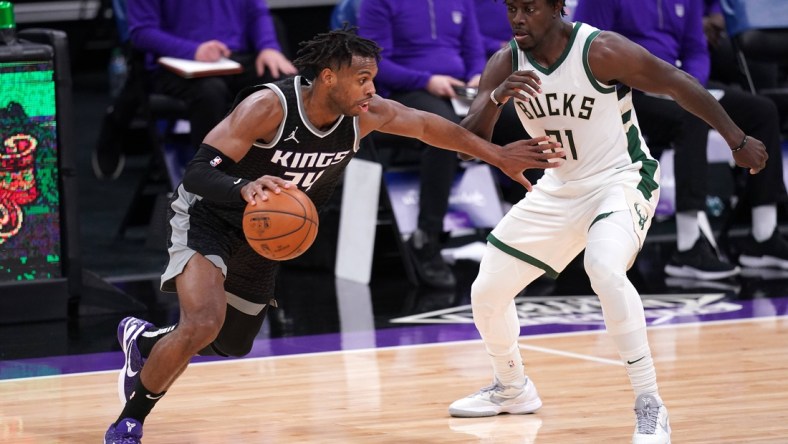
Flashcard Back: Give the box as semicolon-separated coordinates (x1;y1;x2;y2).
720;0;788;94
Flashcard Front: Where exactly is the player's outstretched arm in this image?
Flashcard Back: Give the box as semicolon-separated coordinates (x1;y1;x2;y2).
588;31;768;174
360;96;564;191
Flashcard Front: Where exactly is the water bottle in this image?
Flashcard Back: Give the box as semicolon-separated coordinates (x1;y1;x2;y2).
108;47;128;98
0;1;17;45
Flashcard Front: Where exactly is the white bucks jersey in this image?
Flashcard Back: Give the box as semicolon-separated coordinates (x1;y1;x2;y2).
510;22;659;200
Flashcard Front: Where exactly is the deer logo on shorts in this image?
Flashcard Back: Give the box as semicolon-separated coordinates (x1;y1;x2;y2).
634;202;648;230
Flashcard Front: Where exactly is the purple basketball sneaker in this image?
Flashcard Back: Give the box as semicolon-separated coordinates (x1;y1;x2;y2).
104;417;143;444
117;317;153;404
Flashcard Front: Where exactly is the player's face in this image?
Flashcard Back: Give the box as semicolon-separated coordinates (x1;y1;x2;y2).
505;0;560;51
331;56;378;116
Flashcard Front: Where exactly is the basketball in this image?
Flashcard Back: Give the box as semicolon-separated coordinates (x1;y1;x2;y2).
242;187;319;261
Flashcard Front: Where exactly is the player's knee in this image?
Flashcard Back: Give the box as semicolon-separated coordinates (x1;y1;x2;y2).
470;297;495;320
470;279;507;319
470;277;489;307
584;248;621;286
179;310;225;351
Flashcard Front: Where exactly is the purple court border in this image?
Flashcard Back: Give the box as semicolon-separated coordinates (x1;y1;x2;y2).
2;296;787;381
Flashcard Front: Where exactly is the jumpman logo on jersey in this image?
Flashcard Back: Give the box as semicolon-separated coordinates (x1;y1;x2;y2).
284;126;300;144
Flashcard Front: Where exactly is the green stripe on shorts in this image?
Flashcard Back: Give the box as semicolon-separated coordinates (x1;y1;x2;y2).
486;233;559;279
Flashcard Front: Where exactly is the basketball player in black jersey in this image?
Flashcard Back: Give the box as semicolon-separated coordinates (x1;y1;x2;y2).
104;27;567;443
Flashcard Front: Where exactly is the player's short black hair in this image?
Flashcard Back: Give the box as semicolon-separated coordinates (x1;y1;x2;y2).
293;25;382;79
549;0;568;17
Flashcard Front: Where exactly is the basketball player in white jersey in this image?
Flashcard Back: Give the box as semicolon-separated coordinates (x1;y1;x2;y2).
447;1;768;443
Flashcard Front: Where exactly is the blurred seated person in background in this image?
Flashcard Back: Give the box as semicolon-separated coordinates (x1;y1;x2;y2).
127;0;297;159
702;0;788;129
95;0;297;180
475;0;511;58
576;0;788;280
330;0;362;30
358;0;487;289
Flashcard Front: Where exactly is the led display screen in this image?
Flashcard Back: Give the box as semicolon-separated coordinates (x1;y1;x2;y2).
0;59;62;281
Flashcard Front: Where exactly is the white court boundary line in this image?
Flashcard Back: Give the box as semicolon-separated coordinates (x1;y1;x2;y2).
2;314;786;384
519;343;624;366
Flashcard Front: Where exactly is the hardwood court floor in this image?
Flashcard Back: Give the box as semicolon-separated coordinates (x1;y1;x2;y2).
3;316;787;443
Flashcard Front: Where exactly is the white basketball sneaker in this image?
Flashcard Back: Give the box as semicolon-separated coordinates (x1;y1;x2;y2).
449;377;542;418
632;393;671;444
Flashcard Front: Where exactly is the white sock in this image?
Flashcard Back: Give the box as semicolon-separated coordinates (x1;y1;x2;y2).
752;205;777;242
491;343;525;387
676;211;700;251
612;338;659;398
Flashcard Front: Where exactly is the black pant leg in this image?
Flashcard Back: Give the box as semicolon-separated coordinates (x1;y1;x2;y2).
153;69;233;149
388;90;460;235
715;84;788;207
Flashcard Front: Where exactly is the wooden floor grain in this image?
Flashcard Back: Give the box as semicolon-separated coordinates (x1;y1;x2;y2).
2;317;787;443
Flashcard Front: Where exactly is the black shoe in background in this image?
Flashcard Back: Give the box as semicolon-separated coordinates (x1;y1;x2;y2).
664;236;740;280
407;229;457;289
91;107;126;180
739;231;788;269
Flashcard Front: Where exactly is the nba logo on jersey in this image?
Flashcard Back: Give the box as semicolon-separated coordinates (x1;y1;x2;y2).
210;156;222;167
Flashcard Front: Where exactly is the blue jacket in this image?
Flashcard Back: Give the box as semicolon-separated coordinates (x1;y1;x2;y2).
358;0;487;96
330;0;362;29
574;0;710;85
705;0;721;15
128;0;281;69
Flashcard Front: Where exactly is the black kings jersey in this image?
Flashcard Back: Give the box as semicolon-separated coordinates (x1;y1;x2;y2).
182;75;361;228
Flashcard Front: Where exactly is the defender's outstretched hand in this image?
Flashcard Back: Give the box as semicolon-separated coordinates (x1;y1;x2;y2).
495;136;565;191
731;135;768;175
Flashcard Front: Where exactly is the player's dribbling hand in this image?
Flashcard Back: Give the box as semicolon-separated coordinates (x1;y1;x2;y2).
731;135;768;175
499;136;565;191
242;176;293;205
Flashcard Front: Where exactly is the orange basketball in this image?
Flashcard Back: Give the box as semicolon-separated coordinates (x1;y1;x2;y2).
242;187;319;261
